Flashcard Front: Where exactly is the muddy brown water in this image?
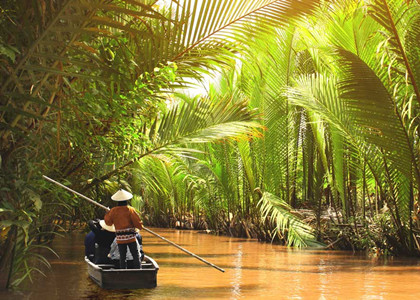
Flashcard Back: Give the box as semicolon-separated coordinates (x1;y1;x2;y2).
2;228;420;299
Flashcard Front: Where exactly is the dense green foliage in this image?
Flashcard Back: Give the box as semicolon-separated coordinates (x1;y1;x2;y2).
1;0;419;289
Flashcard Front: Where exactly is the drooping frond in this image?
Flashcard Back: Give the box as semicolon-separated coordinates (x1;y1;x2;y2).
336;48;418;182
149;96;262;151
91;95;262;184
259;192;321;247
170;0;321;60
405;14;420;99
0;0;321;146
367;0;420;105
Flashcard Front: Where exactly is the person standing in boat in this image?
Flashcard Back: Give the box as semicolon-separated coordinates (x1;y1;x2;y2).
108;232;144;268
104;189;143;269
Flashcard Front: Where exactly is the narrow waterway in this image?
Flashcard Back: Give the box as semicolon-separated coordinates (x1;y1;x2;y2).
4;228;420;299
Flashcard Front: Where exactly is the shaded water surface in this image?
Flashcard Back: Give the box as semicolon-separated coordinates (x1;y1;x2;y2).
3;228;420;299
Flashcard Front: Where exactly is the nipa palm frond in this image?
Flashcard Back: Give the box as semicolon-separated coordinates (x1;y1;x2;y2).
91;95;262;184
336;47;417;181
259;191;322;247
367;0;420;105
1;0;320;149
148;96;262;155
405;13;420;110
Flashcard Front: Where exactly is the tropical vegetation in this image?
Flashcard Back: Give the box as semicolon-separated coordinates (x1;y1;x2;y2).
0;0;419;289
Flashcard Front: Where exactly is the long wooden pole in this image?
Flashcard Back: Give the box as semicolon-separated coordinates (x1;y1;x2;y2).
42;175;225;273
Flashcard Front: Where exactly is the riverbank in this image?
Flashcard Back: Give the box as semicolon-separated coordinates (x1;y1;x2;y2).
159;207;420;257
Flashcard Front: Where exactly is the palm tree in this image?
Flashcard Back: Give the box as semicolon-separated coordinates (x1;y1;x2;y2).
190;0;420;252
285;0;420;252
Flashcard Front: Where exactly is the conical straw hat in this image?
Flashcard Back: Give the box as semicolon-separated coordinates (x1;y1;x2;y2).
99;220;116;232
111;189;133;201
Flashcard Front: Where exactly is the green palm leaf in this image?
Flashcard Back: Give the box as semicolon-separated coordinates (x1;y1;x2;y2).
367;0;420;105
151;97;262;149
1;0;320;143
405;14;420;98
336;48;418;182
259;191;321;247
90;95;262;185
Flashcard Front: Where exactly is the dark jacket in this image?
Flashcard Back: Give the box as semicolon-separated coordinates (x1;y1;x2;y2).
88;219;116;247
88;219;115;264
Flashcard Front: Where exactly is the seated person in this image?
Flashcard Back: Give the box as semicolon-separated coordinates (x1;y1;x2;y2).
88;219;116;264
108;232;144;269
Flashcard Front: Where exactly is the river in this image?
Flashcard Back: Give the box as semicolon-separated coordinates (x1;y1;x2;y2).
2;228;420;299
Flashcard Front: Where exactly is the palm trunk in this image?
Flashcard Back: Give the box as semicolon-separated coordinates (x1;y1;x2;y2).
362;160;366;224
409;181;415;253
0;225;17;290
291;109;303;208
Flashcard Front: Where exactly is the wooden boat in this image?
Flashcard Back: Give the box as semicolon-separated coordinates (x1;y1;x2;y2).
85;255;159;289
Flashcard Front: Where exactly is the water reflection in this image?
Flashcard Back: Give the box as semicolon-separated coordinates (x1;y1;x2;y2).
2;228;420;299
230;243;242;299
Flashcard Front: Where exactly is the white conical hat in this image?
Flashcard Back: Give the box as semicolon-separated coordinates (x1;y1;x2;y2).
99;220;115;232
111;189;133;201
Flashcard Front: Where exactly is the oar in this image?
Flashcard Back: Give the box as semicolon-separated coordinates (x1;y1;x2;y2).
42;175;225;273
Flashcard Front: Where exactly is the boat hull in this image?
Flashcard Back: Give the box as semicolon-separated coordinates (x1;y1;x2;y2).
85;255;159;289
